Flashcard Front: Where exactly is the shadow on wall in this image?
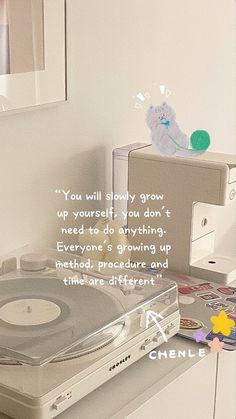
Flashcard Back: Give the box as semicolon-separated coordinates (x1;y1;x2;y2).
0;146;108;255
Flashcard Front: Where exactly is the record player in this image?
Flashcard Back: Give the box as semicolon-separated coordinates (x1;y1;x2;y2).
0;246;180;419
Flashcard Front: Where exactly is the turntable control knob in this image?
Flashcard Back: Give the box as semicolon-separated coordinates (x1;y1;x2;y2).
141;339;153;351
53;395;68;411
20;253;47;271
153;333;161;343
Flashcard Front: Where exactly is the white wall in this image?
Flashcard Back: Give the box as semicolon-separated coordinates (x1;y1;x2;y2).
0;0;235;255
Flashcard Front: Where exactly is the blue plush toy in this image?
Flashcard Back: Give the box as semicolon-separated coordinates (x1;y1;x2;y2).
146;102;210;156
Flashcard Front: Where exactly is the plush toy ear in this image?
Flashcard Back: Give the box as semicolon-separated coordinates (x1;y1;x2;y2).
146;105;156;129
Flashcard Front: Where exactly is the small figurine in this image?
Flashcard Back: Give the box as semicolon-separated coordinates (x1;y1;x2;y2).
146;102;210;156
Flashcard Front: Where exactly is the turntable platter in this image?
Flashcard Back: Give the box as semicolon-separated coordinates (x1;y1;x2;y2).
52;322;125;361
0;322;125;365
0;277;126;365
0;299;61;326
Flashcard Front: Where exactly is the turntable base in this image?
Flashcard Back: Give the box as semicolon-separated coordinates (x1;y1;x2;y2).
0;247;180;419
0;313;179;419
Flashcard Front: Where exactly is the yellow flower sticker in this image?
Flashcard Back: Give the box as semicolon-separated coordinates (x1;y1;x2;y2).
210;310;235;337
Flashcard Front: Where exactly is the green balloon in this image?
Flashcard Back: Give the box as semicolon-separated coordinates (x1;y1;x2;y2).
190;130;211;151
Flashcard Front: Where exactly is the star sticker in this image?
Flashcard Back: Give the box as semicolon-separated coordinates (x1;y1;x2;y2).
193;330;207;343
208;337;224;353
210;310;235;336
